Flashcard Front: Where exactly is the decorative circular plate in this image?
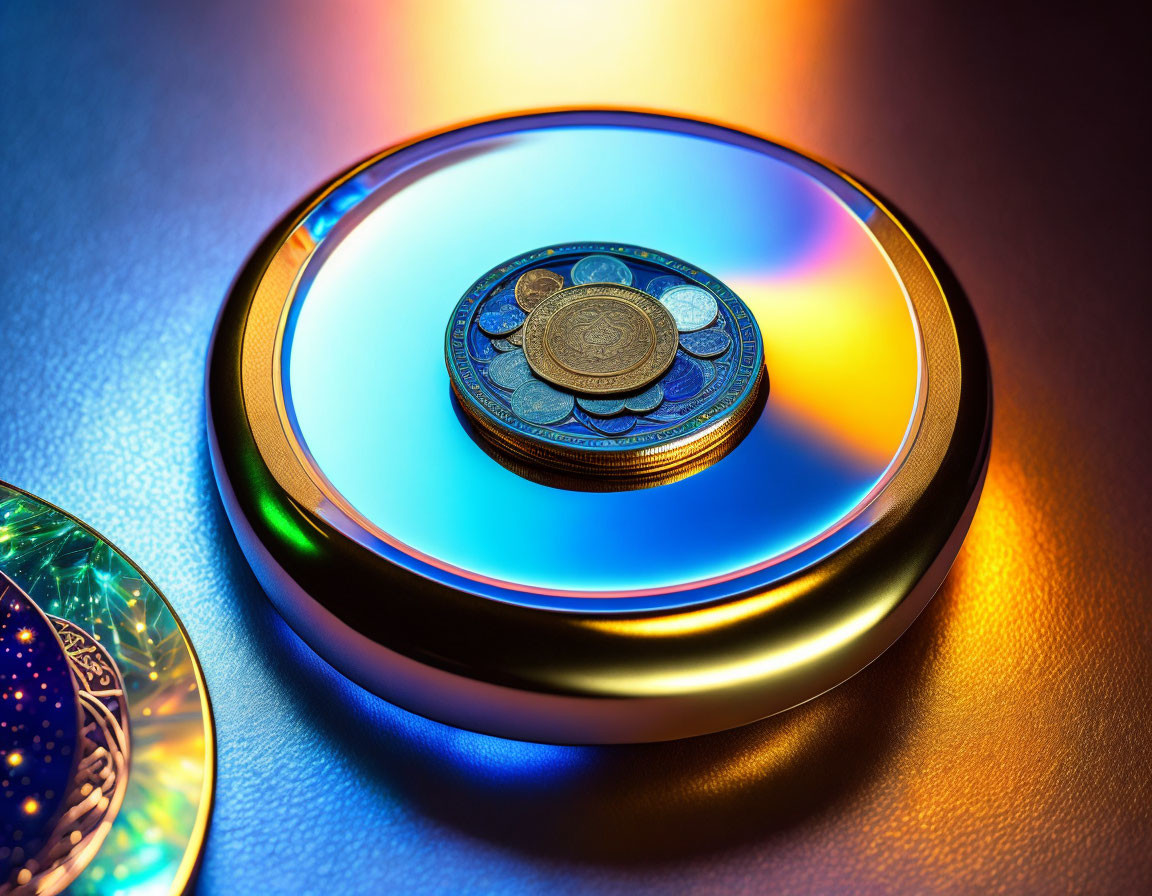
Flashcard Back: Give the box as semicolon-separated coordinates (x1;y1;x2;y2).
446;242;765;479
0;481;214;894
207;110;991;744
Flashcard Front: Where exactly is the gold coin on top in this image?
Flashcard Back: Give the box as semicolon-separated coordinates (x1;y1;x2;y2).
522;284;678;395
514;268;565;312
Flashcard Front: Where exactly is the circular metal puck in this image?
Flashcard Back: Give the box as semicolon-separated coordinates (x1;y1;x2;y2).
206;110;991;744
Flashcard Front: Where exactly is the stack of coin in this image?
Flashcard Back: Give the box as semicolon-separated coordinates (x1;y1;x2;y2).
446;244;765;482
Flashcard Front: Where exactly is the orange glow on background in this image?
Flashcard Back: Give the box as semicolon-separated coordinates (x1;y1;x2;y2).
277;1;848;160
381;1;841;132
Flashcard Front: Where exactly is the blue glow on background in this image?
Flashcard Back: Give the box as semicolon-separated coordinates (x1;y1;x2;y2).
266;605;591;783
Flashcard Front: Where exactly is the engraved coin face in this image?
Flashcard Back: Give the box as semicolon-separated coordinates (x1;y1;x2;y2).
507;328;524;346
511;380;575;425
623;382;665;414
575;406;638;436
523;284;678;395
660;284;719;332
549;299;653;374
576;396;627;416
487;349;535;391
571;254;633;286
477;294;527;336
492;337;517;352
643;274;685;298
514;268;565;312
680;328;732;358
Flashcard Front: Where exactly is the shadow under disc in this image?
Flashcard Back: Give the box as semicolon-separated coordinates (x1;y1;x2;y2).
209;427;948;864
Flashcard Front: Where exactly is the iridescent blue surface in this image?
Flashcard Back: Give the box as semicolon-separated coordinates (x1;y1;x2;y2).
285;120;923;598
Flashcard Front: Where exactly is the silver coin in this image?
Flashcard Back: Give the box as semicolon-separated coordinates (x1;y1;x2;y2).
623;382;664;414
680;328;731;358
574;406;638;436
477;294;526;336
492;337;517;352
570;254;633;286
643;274;685;298
576;396;627;417
511;380;575;425
488;349;534;391
660;285;718;332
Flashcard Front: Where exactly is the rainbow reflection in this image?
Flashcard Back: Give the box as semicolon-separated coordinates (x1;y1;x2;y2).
282;114;922;604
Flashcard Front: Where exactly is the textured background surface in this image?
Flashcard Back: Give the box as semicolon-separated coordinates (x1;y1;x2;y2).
2;2;1149;892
